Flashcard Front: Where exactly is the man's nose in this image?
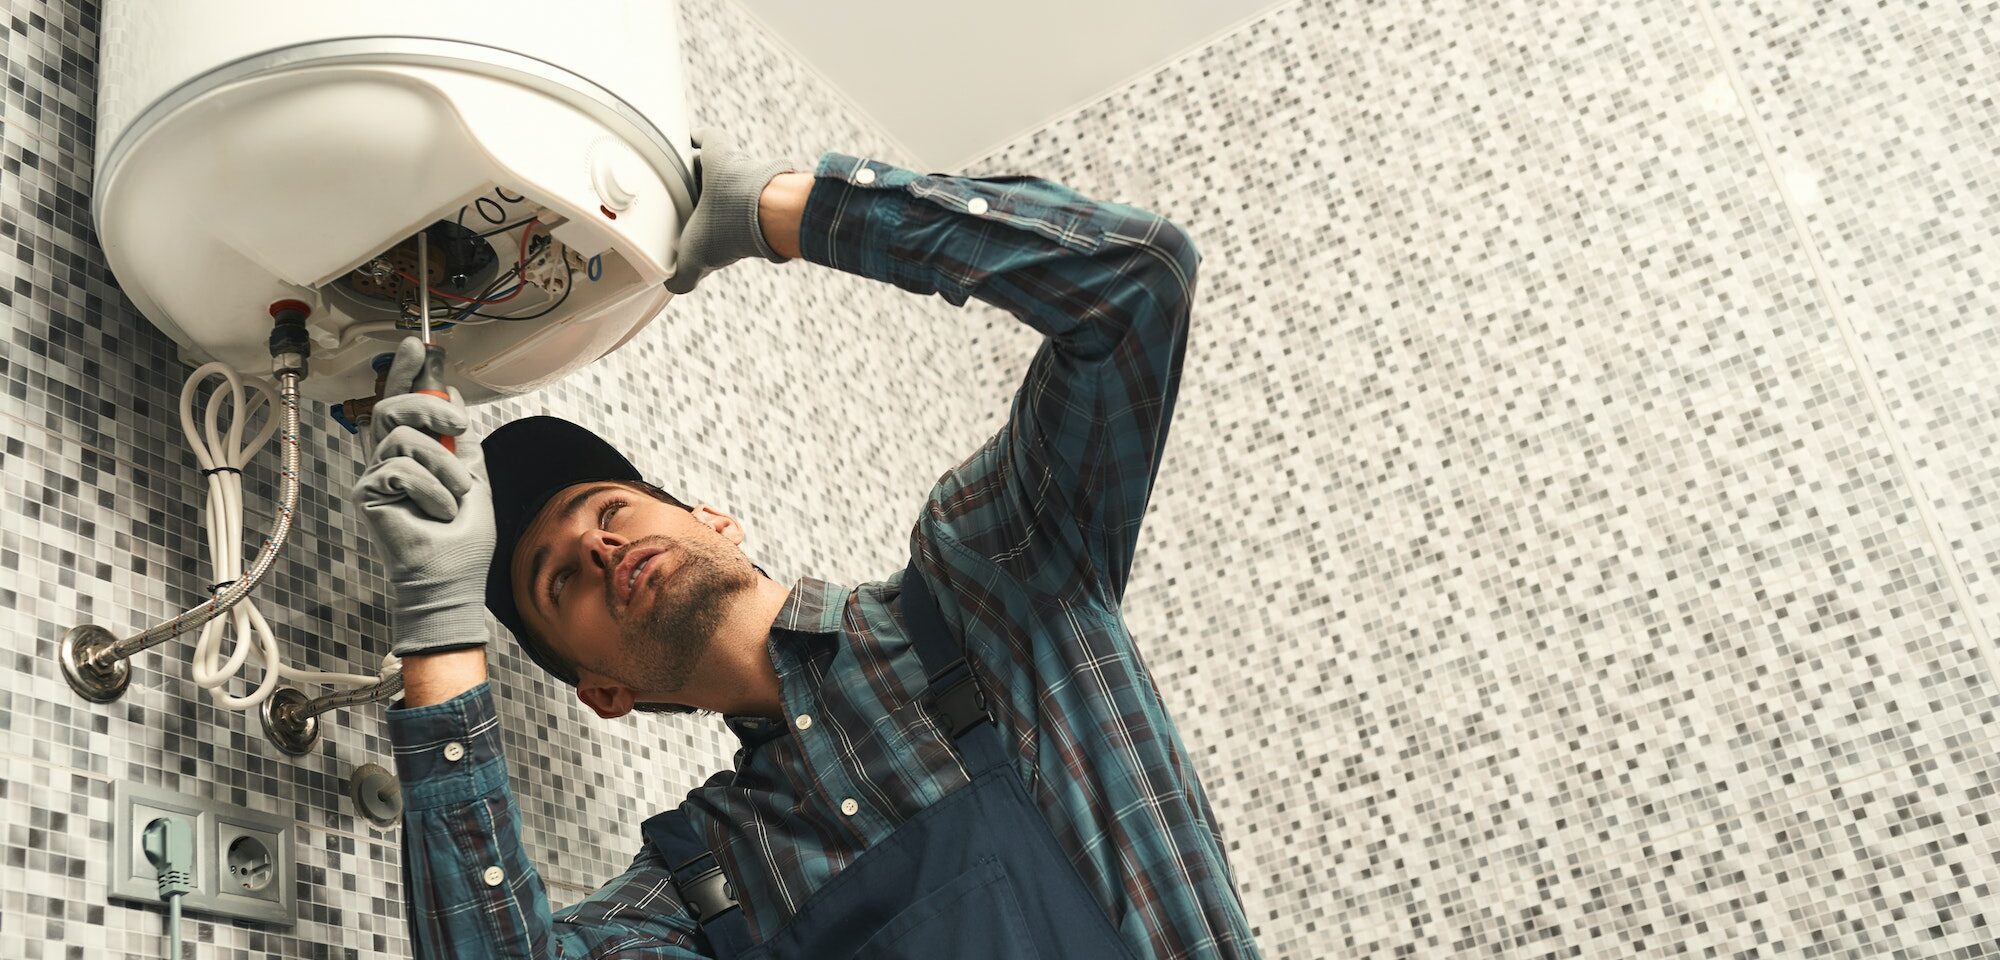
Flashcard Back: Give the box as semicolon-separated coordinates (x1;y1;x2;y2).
584;530;626;576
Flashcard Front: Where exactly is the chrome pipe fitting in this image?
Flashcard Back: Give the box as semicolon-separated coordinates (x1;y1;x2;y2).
59;369;305;703
261;671;406;756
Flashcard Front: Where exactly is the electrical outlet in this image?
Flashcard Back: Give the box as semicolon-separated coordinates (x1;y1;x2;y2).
213;811;293;922
117;791;213;902
112;781;296;927
113;784;212;905
223;830;277;894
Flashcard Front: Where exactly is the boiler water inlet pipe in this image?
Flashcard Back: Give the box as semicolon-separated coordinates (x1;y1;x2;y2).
59;303;328;705
59;367;306;702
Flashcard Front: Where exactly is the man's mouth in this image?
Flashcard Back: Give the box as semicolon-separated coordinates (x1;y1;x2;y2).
612;545;668;610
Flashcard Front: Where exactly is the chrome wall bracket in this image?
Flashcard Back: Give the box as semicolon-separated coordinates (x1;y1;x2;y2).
59;624;131;702
261;671;406;756
261;687;321;756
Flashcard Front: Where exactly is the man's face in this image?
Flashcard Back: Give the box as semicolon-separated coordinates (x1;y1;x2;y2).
508;481;759;717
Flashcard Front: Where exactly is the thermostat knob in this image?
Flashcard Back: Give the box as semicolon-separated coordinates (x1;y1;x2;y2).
591;139;646;211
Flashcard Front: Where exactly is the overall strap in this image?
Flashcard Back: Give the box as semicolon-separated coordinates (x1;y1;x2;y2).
640;808;754;959
899;559;1010;772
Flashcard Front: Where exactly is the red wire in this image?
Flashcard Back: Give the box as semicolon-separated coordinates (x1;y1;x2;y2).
395;219;540;305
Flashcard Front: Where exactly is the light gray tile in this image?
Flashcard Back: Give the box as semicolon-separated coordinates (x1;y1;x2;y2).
964;0;1999;955
1707;0;2000;639
8;0;1998;956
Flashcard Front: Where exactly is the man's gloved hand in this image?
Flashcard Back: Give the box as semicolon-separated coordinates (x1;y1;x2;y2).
352;337;495;658
664;126;801;295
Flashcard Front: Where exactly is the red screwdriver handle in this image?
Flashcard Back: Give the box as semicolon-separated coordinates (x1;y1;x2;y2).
411;345;457;454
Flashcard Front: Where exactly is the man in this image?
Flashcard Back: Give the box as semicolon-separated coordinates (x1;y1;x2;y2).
356;126;1257;958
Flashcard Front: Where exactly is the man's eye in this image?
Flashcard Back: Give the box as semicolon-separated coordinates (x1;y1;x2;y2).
548;569;569;607
599;499;625;529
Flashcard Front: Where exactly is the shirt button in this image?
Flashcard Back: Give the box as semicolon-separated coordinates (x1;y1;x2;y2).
966;197;989;215
442;742;465;762
793;714;813;731
482;866;505;887
840;798;859;816
854;166;877;185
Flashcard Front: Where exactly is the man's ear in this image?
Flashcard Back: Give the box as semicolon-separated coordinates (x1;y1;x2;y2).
694;504;748;547
578;683;635;720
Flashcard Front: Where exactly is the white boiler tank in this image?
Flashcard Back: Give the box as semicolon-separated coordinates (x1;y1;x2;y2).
93;1;698;407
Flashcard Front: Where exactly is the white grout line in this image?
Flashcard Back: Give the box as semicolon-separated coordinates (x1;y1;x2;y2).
943;0;1309;172
1692;1;1996;665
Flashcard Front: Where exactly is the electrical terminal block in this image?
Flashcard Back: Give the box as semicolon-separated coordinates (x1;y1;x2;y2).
522;237;585;296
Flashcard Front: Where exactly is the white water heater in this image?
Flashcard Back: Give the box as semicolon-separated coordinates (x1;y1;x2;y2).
94;1;698;407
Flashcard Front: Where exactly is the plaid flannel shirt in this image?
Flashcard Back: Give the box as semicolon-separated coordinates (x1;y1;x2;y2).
387;151;1260;959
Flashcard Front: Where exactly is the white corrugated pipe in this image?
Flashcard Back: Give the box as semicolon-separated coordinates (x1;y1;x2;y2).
178;363;391;709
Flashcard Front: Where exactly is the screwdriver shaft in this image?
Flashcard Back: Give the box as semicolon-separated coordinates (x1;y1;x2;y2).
417;230;432;344
409;228;456;453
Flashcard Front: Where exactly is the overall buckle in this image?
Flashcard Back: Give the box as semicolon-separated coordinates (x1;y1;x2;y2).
678;863;739;922
923;659;992;738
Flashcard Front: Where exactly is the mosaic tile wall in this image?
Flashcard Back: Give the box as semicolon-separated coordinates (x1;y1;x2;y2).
5;0;1998;958
1;0;1004;957
953;0;2000;956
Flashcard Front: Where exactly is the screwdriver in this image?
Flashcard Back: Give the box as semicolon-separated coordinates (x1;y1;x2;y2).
412;230;456;453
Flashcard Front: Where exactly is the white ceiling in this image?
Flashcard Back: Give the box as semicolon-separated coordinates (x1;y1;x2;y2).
732;0;1291;171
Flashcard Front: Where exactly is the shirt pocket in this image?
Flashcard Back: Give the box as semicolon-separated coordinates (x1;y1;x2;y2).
846;684;974;817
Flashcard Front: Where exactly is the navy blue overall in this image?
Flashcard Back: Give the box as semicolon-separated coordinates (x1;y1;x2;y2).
640;560;1139;959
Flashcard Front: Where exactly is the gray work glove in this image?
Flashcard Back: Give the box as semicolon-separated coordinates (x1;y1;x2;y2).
352;337;495;658
664;126;801;295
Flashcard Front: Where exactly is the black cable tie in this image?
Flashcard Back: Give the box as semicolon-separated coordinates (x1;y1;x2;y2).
207;579;238;596
201;466;243;477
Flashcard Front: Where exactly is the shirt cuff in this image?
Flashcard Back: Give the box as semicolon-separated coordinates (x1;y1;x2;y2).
386;681;509;811
798;151;1114;299
799;152;915;284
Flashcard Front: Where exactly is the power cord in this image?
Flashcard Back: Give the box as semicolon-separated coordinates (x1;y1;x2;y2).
142;816;193;960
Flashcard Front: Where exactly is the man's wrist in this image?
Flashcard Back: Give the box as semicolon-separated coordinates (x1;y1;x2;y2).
398;646;489;708
759;172;814;261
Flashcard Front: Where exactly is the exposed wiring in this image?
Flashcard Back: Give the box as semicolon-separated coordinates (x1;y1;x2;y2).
179;363;389;709
395;220;538;305
469;257;574;321
455;230;567;322
472;195;505;224
447;281;503;323
455;279;525;313
449;263;530;323
397;275;525;305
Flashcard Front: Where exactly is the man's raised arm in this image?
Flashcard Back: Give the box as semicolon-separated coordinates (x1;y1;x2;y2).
761;154;1201;603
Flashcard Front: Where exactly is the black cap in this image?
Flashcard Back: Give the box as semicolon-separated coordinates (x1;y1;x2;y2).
483;416;643;685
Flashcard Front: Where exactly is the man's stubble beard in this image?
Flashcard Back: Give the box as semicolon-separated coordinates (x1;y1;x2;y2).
606;533;759;695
